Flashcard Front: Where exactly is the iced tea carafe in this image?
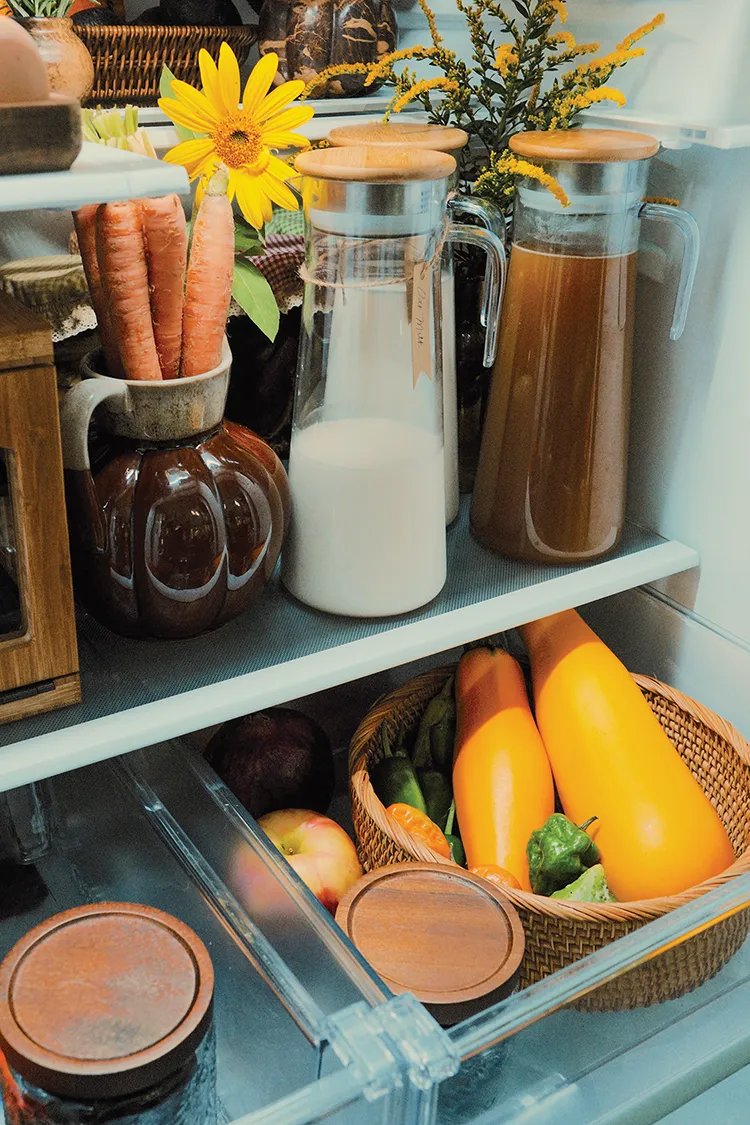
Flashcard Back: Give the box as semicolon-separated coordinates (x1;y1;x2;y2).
471;130;700;563
282;146;506;617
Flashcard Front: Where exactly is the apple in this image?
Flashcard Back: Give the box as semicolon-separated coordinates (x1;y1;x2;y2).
258;809;363;915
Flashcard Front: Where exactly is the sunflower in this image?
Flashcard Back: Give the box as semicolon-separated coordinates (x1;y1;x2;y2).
159;45;314;229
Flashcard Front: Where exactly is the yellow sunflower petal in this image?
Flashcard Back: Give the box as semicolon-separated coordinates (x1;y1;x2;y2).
235;173;270;229
225;169;240;203
265;152;296;182
199;50;225;116
257;80;306;125
260;130;312;151
218;42;241;113
158;97;215;135
165;82;219;130
242;53;279;116
258;170;299;211
260;105;314;134
162;136;215;176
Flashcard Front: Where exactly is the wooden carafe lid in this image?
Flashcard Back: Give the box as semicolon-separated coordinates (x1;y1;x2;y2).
336;863;525;1026
294;145;457;182
510;128;659;163
328;121;469;153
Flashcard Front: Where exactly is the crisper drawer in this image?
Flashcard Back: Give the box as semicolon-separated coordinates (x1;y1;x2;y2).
0;743;444;1125
439;880;750;1125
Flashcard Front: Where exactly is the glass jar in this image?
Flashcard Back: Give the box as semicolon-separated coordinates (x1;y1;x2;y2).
282;144;505;617
0;903;216;1125
471;129;700;563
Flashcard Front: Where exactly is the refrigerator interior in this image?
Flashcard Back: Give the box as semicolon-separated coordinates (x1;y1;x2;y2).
1;2;750;1122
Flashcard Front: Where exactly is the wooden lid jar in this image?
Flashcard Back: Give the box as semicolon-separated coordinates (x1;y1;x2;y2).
336;864;525;1026
294;146;458;237
0;902;215;1110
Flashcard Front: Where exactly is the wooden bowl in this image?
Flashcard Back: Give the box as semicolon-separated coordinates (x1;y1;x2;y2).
0;96;81;175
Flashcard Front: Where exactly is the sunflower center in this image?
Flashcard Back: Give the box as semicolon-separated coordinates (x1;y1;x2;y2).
212;112;263;169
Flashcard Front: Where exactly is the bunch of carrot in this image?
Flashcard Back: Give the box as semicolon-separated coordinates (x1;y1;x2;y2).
73;167;235;382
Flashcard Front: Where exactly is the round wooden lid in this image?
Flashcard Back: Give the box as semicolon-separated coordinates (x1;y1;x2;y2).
510;128;659;164
328;122;469;153
294;145;457;182
336;864;525;1026
0;903;214;1100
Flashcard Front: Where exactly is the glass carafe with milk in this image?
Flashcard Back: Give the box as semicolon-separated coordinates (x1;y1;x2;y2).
282;146;506;617
471;129;700;564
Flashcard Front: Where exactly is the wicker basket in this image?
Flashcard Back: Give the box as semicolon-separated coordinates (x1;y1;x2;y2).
349;666;750;1011
74;25;257;107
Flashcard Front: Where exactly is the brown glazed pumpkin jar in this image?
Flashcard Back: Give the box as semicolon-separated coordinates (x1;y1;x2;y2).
259;0;397;96
60;341;290;640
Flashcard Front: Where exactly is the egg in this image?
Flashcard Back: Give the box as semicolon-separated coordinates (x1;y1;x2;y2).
0;19;50;106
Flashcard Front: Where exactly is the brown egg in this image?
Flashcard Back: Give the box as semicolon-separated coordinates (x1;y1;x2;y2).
0;18;50;106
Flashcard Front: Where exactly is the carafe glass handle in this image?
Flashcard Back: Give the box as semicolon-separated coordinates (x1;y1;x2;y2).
449;196;507;328
639;202;700;341
446;223;506;367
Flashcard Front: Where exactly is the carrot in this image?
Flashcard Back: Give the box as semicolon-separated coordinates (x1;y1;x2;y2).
520;610;735;901
96;200;162;382
141;194;187;380
453;646;555;890
181;167;234;379
73;204;124;379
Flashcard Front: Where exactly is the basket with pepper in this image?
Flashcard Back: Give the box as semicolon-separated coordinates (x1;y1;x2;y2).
348;634;750;1009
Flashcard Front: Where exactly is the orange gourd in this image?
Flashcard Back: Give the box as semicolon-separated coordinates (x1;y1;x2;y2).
520;609;735;902
453;647;555;890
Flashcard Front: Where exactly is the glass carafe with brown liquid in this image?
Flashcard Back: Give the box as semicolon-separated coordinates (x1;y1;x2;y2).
471;130;700;563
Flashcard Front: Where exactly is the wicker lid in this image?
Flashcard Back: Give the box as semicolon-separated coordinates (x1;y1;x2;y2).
294;145;457;183
510;128;660;163
327;122;469;152
336;864;525;1026
0;902;214;1100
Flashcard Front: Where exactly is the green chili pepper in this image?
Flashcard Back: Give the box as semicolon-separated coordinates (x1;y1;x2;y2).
444;800;466;866
370;725;426;813
550;864;616;903
527;813;600;896
412;678;455;771
417;769;453;832
446;835;466;867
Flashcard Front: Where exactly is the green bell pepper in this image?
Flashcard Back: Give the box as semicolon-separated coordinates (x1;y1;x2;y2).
370;725;426;813
550;864;617;903
527;813;601;896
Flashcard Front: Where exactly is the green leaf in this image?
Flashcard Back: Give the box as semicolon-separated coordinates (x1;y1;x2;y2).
232;259;280;342
234;220;264;256
159;66;199;143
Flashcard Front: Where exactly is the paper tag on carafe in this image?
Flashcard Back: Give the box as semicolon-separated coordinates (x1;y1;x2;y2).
411;261;433;387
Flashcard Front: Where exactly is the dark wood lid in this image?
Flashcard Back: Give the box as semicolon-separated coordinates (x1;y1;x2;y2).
0;902;214;1099
336;864;525;1026
510;128;659;163
328;122;469;152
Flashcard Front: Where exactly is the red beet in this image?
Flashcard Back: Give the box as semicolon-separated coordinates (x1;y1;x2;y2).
205;708;335;820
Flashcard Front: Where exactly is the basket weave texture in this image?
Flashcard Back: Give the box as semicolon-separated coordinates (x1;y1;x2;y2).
349;667;750;1010
74;25;257;107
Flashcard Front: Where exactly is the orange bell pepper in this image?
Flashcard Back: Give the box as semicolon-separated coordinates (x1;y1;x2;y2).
386;803;452;859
